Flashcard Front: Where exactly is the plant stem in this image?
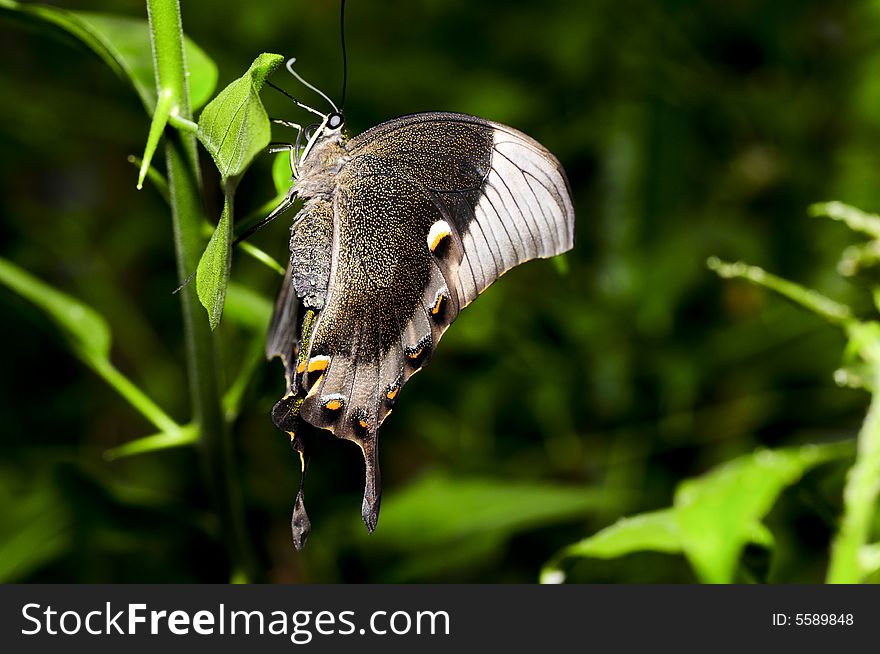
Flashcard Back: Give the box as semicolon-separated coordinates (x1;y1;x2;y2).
146;0;257;582
706;257;853;326
827;364;880;582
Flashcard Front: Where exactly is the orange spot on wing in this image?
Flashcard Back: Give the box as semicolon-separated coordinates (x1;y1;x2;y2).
324;398;343;411
307;356;329;373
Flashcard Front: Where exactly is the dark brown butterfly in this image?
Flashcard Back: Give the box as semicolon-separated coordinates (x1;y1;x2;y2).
264;62;575;549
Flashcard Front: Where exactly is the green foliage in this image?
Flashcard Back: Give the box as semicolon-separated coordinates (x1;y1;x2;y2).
364;474;613;551
197;53;285;179
0;257;111;362
196;195;233;330
3;0;880;584
0;468;70;583
273;151;294;195
194;53;285;329
0;1;216;112
543;444;848;583
706;203;880;583
0;257;181;436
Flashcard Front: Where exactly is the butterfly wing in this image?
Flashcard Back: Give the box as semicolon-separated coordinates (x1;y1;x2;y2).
346;112;575;306
289;113;575;531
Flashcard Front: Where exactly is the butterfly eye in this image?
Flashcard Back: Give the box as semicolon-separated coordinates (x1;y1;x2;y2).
327;112;344;130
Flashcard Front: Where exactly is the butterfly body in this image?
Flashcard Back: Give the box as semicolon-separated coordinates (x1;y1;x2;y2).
267;111;575;548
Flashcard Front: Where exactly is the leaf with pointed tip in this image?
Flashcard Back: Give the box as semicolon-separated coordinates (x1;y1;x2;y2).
0;256;110;361
197;53;285;179
355;473;613;552
197;196;233;330
104;423;198;461
0;257;180;433
542;443;851;583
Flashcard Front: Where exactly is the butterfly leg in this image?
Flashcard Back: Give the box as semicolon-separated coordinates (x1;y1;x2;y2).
267;141;299;178
359;433;382;533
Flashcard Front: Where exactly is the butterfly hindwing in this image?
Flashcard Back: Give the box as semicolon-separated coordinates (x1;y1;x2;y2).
266;261;300;393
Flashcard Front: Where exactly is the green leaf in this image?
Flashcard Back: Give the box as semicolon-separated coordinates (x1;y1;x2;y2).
543;443;851;583
540;509;683;583
859;543;880;577
272;150;294;195
0;470;70;582
674;445;844;583
104;423;198;460
359;473;613;552
238;242;285;275
137;87;174;189
127;155;169;201
224;281;273;331
0;257;181;434
565;509;682;558
197;195;233;330
197;53;285;179
0;256;110;361
0;2;218;111
551;253;570;276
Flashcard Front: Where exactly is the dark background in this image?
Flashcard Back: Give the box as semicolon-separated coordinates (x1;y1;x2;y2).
1;0;878;582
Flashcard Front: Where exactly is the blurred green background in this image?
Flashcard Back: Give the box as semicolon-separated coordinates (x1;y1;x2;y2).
1;0;879;583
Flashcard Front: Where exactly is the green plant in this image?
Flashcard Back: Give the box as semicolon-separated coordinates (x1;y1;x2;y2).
543;202;880;584
0;0;290;582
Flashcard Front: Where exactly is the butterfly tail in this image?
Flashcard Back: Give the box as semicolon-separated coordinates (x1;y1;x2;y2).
360;432;381;533
272;394;312;549
291;432;311;550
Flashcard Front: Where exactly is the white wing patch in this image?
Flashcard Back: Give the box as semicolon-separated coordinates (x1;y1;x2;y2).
455;129;575;306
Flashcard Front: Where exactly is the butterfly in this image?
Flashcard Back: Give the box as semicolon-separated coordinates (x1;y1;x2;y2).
262;64;575;549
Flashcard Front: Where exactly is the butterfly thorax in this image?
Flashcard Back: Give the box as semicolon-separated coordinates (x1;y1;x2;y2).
294;133;349;201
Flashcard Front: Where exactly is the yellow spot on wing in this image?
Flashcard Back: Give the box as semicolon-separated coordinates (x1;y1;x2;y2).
358;418;368;429
296;360;307;374
386;386;399;401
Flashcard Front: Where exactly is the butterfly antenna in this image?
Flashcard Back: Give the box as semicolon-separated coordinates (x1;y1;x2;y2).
286;58;339;113
265;80;327;120
339;0;348;109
